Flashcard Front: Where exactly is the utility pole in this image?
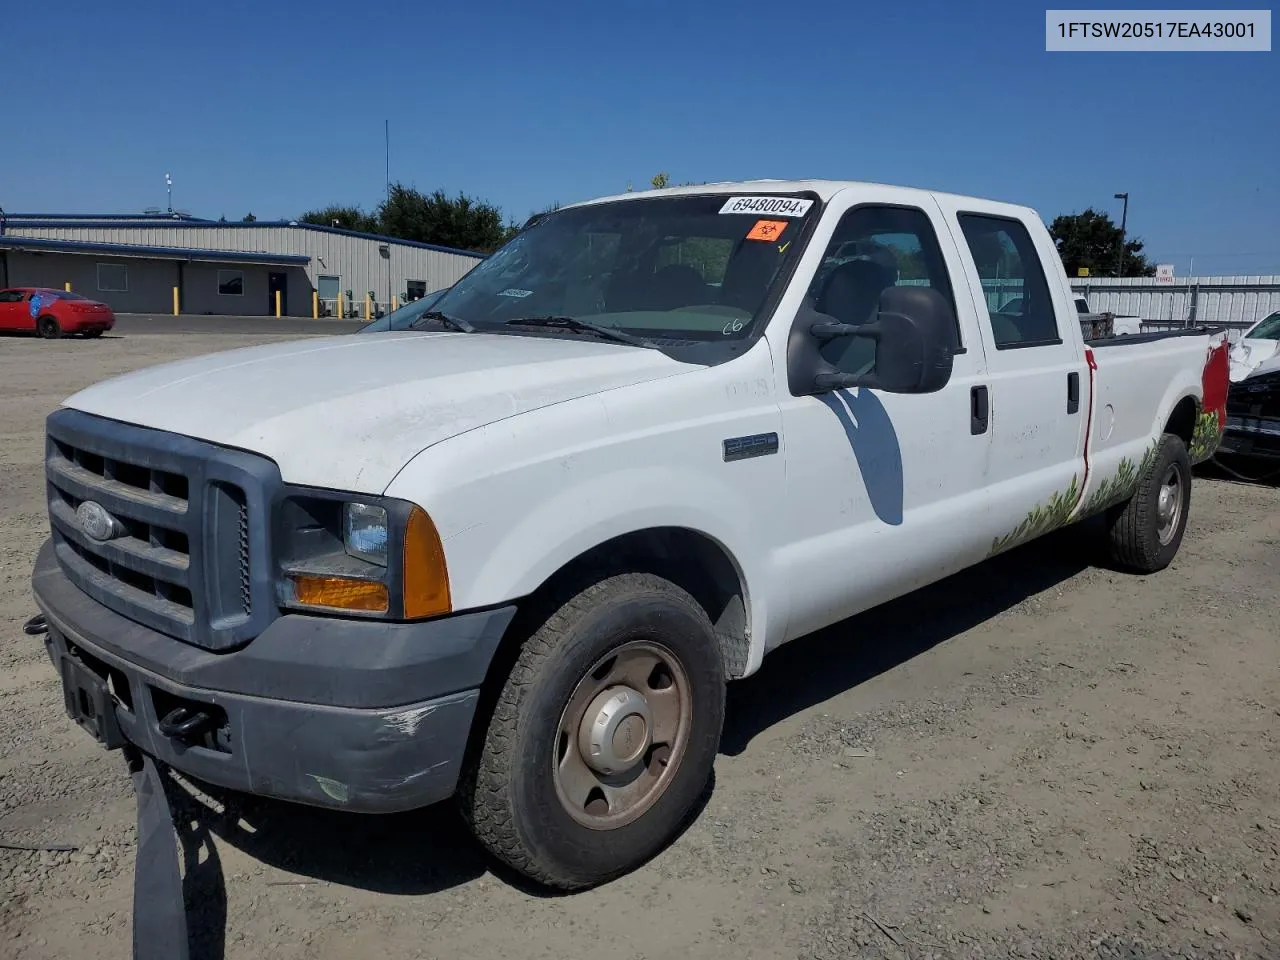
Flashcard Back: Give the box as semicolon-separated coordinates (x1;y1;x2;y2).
1114;192;1129;278
385;120;390;209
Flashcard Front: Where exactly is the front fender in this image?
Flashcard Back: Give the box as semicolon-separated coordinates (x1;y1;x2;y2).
384;371;788;677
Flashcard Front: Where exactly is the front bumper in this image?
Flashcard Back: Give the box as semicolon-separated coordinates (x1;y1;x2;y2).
1220;415;1280;459
32;540;516;813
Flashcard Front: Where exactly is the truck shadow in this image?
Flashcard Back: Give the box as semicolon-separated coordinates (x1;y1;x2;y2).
720;520;1099;756
169;765;715;957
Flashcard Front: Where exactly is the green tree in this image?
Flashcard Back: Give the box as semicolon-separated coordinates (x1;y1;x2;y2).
299;205;378;233
376;184;514;253
1049;208;1155;278
242;212;257;222
650;172;670;189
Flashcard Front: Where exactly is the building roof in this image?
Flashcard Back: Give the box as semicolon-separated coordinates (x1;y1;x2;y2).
0;235;310;266
2;214;487;260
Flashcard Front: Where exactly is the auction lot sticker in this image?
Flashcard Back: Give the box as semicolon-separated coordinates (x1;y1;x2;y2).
1046;9;1271;50
719;196;814;217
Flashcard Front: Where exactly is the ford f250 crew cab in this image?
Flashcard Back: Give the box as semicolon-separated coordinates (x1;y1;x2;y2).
30;180;1230;891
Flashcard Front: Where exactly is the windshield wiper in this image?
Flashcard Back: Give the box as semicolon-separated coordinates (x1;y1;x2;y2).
412;310;476;333
504;316;656;348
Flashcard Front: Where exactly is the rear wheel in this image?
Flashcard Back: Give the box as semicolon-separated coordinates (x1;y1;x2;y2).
459;572;725;890
1106;432;1192;573
36;316;61;339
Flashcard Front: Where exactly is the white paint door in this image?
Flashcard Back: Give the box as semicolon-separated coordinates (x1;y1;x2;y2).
768;189;995;645
932;199;1089;555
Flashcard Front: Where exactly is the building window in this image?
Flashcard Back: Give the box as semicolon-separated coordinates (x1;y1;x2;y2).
405;280;427;301
218;270;245;296
97;263;128;293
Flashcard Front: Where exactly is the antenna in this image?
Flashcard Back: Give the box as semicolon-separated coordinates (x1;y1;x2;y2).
165;172;173;214
385;120;390;207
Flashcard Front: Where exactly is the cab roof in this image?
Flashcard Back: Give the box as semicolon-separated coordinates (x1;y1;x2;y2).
566;178;1042;221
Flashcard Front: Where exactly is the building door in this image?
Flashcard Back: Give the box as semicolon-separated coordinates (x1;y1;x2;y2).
268;272;288;316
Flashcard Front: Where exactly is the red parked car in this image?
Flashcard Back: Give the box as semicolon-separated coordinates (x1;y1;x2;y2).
0;287;115;338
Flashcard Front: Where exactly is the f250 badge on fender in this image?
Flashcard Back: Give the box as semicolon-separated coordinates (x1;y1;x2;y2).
75;501;122;542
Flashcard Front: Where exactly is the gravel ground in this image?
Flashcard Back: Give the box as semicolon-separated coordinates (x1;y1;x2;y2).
1;331;1277;960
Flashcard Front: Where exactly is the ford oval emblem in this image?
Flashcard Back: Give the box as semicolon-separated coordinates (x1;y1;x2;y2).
76;501;120;542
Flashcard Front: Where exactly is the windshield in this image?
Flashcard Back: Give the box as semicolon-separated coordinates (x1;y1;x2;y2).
358;287;450;332
1245;311;1280;340
425;193;818;341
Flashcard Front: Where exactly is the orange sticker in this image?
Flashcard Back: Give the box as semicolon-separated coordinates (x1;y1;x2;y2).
746;219;788;242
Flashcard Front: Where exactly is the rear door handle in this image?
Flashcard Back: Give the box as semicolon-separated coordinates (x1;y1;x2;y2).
971;385;989;435
1067;372;1080;415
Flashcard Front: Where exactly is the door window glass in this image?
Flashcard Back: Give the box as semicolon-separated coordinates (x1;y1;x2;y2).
807;205;959;376
957;214;1060;348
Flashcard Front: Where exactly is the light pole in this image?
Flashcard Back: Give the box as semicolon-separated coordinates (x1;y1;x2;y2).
1114;192;1129;278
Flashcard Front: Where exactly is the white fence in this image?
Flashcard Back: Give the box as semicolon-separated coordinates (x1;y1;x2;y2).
1070;276;1280;333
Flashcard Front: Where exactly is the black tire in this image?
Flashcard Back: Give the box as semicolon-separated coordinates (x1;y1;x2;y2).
36;316;61;339
459;572;725;890
1105;432;1192;573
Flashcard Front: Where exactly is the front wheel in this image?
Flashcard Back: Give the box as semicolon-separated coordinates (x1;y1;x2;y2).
36;316;61;339
459;572;725;890
1105;432;1192;573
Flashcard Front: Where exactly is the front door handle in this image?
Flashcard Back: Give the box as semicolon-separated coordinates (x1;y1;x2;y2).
1067;371;1080;415
971;385;989;435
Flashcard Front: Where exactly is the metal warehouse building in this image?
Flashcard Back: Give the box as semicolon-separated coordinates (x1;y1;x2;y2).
0;213;484;318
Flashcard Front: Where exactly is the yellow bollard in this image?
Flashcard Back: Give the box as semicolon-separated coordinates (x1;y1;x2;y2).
338;292;345;318
275;290;282;318
65;282;72;292
172;287;180;316
312;291;319;319
364;294;371;321
391;295;399;312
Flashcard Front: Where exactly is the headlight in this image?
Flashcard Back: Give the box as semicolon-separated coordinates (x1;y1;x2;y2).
275;493;450;620
344;502;389;566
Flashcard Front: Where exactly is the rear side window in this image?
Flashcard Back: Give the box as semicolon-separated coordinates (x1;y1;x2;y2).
957;214;1059;348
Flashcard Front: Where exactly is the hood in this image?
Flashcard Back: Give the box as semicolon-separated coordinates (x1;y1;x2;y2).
1229;337;1280;382
62;331;694;492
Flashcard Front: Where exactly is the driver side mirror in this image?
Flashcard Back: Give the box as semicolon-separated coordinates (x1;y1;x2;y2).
786;286;958;397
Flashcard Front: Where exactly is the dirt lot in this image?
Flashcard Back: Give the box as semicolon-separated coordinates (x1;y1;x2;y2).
1;331;1278;960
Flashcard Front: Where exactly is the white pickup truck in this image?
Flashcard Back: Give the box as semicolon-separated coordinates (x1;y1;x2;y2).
30;180;1230;891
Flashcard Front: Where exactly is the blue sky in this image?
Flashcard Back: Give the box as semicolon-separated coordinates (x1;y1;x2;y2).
4;0;1277;274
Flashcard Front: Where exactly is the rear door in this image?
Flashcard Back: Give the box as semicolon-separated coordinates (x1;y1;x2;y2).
933;200;1088;556
0;290;32;331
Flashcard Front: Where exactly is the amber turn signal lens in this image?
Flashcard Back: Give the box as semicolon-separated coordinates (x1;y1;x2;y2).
290;574;389;613
403;505;451;619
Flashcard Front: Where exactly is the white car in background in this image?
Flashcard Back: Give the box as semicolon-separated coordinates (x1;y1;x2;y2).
1228;309;1280;382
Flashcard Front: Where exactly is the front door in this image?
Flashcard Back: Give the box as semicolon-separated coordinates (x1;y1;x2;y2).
773;192;994;644
933;201;1088;556
268;272;287;316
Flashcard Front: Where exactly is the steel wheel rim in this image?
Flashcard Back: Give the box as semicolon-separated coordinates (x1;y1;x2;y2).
1155;464;1184;545
553;639;692;830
